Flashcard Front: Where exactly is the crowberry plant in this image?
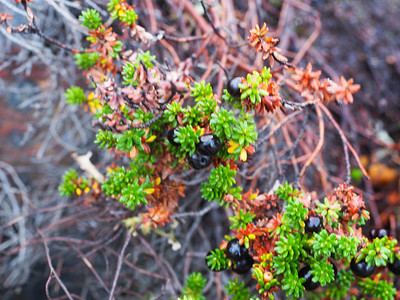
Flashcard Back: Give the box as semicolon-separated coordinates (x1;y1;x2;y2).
3;1;400;299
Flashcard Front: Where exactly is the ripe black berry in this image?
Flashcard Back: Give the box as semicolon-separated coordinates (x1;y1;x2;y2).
231;255;254;274
197;135;221;156
369;228;389;240
167;128;180;146
298;265;319;291
388;257;400;275
305;214;323;234
350;258;375;277
226;238;248;260
227;77;242;97
187;152;212;169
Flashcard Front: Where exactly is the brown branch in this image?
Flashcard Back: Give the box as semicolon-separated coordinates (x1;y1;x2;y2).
295;104;325;187
199;0;226;41
108;232;132;300
292;7;321;65
159;39;181;66
163;33;209;43
7;3;91;54
72;245;111;295
138;234;181;297
0;201;81;232
38;230;74;300
280;110;309;183
104;246;165;280
318;103;369;179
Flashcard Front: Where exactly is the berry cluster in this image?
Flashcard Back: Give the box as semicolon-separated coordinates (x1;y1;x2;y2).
168;128;221;170
299;213;335;291
349;227;400;278
205;182;400;299
304;216;398;286
206;238;254;275
226;238;254;274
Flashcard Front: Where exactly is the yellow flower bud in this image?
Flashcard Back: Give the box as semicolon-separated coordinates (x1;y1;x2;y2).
249;193;258;200
227;141;239;154
146;135;157;142
144;188;155;195
240;148;247;161
248;233;256;240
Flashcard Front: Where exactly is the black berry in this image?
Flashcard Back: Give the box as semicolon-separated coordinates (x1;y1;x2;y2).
187;152;212;169
299;265;319;291
350;258;375;277
388;257;400;275
305;214;323;234
369;228;389;240
231;255;254;274
226;238;248;260
197;135;221;156
167;128;180;146
226;239;254;274
227;77;242;97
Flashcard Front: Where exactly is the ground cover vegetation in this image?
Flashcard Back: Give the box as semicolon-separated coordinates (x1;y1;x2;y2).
1;0;400;299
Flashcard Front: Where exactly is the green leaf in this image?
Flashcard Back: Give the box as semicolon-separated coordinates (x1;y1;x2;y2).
311;229;337;259
334;235;361;260
115;129;146;152
280;194;308;233
181;272;207;300
190;81;213;102
201;164;241;206
229;210;256;230
309;259;335;286
172;125;202;157
64;86;86;105
359;237;397;267
102;167;153;211
73;52;100;70
225;278;258;300
235;66;272;110
358;277;396;300
205;248;228;271
315;198;341;228
94;130;118;149
183;105;204;127
163;102;182;128
122;51;156;86
58;169;88;197
325;270;355;300
79;9;102;30
210;107;236;141
120;9;137;25
280;269;305;298
273;233;306;267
